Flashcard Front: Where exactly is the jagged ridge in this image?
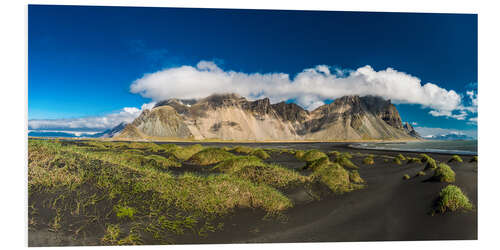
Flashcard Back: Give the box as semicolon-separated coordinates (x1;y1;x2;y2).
110;93;419;141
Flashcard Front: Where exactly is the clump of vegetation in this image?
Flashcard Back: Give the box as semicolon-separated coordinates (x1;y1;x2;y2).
421;154;438;170
349;170;365;184
448;155;463;163
434;185;474;214
406;157;421;164
172;144;204;161
29;139;295;245
216;156;307;189
393;157;402;165
416;171;426;176
432;163;456;183
396;154;406;161
294;150;305;160
327;151;340;157
363;156;375;165
470;156;478;163
187;148;234;165
403;174;410;180
304;157;330;171
251;148;270;160
115;205;136;220
231;146;255;155
334;155;358;169
311;162;354;193
340;152;353;159
300;149;328;162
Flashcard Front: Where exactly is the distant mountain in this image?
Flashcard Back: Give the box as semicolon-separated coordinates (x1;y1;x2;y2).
109;93;419;141
95;122;127;138
426;133;475;141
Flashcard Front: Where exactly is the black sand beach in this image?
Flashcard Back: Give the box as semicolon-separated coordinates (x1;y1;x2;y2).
28;140;477;246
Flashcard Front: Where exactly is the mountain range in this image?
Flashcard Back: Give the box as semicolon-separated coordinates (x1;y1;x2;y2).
106;93;420;141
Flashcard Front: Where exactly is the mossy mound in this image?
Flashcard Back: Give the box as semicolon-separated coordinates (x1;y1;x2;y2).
403;174;410;180
327;151;340;157
396;154;406;161
187;148;234;165
300;149;328;162
334;155;358;169
251;149;271;160
214;156;306;189
432;163;456;183
349;170;365;184
231;146;254;155
172;144;204;161
470;156;478;163
393;157;402;165
311;162;353;193
434;185;474;214
423;156;438;170
416;171;426;176
448;155;463;163
406;157;421;164
363;157;375;165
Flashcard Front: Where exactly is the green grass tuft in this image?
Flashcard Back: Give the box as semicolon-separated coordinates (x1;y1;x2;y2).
406;157;422;164
449;155;463;163
327;151;340;157
470;156;478;163
300;149;328;162
363;157;374;165
396;154;406;161
349;170;365;183
403;174;410;180
416;171;426;176
432;163;456;183
231;146;255;155
251;148;270;160
334;155;358;169
393;157;402;165
115;205;136;220
434;185;473;214
187;148;234;165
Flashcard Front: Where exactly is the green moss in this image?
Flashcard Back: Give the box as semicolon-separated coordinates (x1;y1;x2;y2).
334;155;358;169
311;162;353;193
327;151;340;157
115;205;136;220
434;185;473;214
301;149;328;162
340;152;353;159
449;155;463;163
294;150;305;160
403;174;410;180
470;156;478;163
433;163;456;183
406;157;422;164
187;148;234;165
101;224;121;245
172;144;204;161
393;157;402;165
416;171;426;176
349;170;365;183
397;154;406;161
363;157;374;165
423;156;438;170
231;146;255;155
304;157;330;171
213;155;266;173
251;148;270;160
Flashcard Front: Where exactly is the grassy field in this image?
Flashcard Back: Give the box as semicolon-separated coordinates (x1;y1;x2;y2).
28;139;366;245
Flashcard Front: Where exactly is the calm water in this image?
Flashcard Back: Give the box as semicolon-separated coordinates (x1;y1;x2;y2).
351;140;478;155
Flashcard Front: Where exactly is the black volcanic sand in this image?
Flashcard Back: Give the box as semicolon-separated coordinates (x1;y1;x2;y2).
155;142;477;243
29;141;478;245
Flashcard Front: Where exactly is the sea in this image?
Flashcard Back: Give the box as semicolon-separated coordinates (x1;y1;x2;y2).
350;140;478;155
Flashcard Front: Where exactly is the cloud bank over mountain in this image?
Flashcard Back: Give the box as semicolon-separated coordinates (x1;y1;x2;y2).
28;103;155;131
130;61;474;119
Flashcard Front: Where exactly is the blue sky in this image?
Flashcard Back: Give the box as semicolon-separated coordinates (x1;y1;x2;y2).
28;5;477;137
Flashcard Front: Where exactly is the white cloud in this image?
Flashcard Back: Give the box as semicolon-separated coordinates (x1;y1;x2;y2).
130;61;465;117
28;102;155;131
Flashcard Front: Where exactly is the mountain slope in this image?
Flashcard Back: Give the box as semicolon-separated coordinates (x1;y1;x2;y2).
112;93;418;141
